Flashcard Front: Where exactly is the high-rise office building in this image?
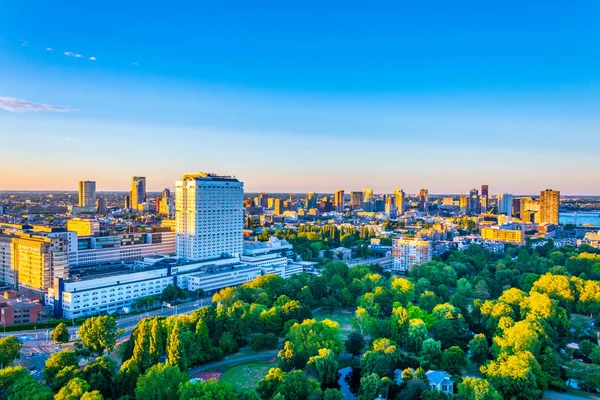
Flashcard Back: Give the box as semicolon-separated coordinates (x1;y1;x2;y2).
419;189;429;212
497;193;514;215
175;173;244;261
131;176;146;210
459;194;468;214
124;195;131;209
273;198;283;216
512;198;521;218
305;192;317;209
385;195;396;216
481;184;489;212
468;189;480;216
259;193;268;208
540;189;560;225
362;189;374;212
334;190;345;213
350;191;363;210
78;181;96;208
394;189;405;215
96;197;108;214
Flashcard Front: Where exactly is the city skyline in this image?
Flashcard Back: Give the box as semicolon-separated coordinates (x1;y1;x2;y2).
2;2;600;194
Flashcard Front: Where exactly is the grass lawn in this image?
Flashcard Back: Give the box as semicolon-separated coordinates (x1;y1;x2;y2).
220;361;273;392
313;308;355;337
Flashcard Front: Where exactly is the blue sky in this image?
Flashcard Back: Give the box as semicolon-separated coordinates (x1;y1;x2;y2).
1;1;599;194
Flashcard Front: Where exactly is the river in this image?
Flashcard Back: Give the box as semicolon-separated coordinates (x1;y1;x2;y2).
559;211;600;227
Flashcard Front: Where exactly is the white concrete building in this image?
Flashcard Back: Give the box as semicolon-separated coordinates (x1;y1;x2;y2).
391;238;432;272
176;173;244;261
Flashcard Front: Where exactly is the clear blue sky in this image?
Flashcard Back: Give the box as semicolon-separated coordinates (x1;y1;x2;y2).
1;1;599;194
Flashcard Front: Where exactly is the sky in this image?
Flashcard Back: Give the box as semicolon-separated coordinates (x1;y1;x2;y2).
1;1;600;195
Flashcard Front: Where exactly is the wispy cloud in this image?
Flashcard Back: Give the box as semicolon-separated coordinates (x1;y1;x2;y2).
132;62;139;66
89;56;97;61
43;135;73;141
0;97;72;113
64;51;83;58
46;47;53;52
21;40;29;47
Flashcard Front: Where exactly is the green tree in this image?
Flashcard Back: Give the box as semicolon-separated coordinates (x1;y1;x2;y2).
590;346;600;365
51;323;70;345
356;373;382;400
78;315;118;355
308;348;338;385
0;366;28;400
44;350;79;384
52;366;83;391
457;377;502;400
391;277;415;305
178;379;238;400
0;337;22;368
345;332;366;358
83;356;116;398
408;319;428;353
256;368;285;400
285;319;342;367
469;334;490;365
112;359;140;399
54;377;90;400
361;338;399;378
442;346;466;375
6;375;53;400
135;363;188;400
421;338;442;367
275;370;318;400
166;320;187;371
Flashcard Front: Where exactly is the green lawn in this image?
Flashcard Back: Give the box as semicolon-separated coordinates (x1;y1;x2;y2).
220;361;274;392
313;308;355;337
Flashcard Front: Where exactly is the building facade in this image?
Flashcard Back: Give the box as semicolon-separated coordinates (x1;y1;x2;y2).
540;189;560;225
391;238;432;272
131;176;146;211
78;181;96;208
175;173;244;261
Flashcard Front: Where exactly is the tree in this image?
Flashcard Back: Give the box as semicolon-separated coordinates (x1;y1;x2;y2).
345;332;366;358
249;333;279;351
135;363;188;400
469;334;490;365
275;370;318;400
0;366;28;399
481;351;546;400
80;392;103;400
83;356;116;398
578;339;595;359
78;315;118;355
55;377;90;400
361;338;399;378
457;377;502;400
178;379;238;400
590;346;600;365
44;350;79;384
257;368;285;400
308;348;338;385
285;319;342;367
51;323;70;345
52;366;83;391
112;359;140;399
391;277;415;305
408;319;428;353
421;339;442;367
6;375;53;400
160;284;187;304
441;346;466;375
0;337;22;368
356;373;382;400
166;320;187;371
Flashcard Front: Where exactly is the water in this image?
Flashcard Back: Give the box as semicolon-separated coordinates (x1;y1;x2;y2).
338;366;360;400
560;211;600;227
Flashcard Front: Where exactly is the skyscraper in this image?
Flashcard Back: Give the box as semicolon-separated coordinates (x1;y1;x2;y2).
469;189;480;216
305;192;317;209
350;191;363;210
273;198;283;215
481;184;489;212
131;176;146;210
78;181;96;208
385;195;396;216
540;189;560;225
175;173;244;261
419;189;429;212
394;189;405;215
96;197;108;214
334;190;345;213
363;189;374;212
497;193;514;215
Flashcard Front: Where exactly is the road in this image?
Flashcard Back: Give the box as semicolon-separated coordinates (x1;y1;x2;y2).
4;297;210;378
